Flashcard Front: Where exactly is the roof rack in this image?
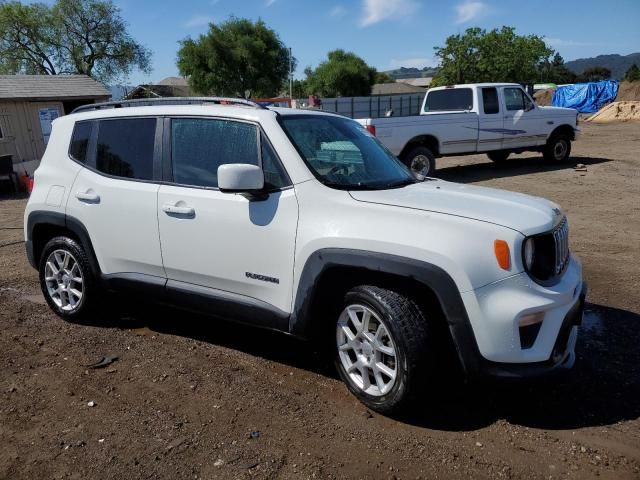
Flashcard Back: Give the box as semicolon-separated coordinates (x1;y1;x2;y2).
72;96;269;114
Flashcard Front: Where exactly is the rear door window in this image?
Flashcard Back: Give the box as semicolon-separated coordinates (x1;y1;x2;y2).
424;88;473;112
170;118;258;188
96;118;156;180
482;88;500;114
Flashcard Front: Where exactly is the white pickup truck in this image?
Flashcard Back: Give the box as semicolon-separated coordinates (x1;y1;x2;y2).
357;83;580;176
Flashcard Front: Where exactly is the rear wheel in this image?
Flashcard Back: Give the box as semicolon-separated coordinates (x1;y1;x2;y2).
334;285;433;414
543;134;572;162
39;236;99;321
402;146;436;177
487;151;510;163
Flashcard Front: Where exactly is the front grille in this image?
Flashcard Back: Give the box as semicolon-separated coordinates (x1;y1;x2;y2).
552;218;570;275
527;217;570;285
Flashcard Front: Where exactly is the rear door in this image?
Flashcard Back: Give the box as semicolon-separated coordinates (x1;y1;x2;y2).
477;87;504;152
422;88;478;154
66;117;165;278
501;87;545;149
156;117;298;316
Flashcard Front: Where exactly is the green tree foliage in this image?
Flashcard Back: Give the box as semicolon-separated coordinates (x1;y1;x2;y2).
432;26;555;85
537;53;577;84
374;71;394;84
0;0;151;83
624;64;640;82
304;49;376;97
177;17;293;97
577;66;612;82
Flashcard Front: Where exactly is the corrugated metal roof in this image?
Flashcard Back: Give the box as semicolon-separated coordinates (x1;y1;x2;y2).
0;75;110;100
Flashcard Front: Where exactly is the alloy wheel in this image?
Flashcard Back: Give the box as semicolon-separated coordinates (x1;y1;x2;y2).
44;249;84;312
336;304;398;396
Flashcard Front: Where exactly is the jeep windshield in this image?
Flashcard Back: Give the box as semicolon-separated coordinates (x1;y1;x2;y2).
279;114;415;190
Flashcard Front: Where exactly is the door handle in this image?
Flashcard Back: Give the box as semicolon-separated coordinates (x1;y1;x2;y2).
162;203;195;216
75;190;100;203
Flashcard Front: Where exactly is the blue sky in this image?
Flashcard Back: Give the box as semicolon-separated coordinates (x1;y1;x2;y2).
38;0;640;84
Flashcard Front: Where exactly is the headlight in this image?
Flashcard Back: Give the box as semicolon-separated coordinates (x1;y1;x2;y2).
523;237;535;270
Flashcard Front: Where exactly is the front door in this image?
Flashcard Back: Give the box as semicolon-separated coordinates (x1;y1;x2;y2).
157;117;298;315
501;87;544;149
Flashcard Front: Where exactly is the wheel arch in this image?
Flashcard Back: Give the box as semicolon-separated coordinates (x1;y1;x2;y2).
290;248;483;374
27;211;101;277
548;124;576;142
398;135;440;159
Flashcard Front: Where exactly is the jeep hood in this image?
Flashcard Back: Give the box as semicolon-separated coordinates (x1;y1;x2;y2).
349;180;562;236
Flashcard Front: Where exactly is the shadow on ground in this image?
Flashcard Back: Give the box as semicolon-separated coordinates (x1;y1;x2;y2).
83;299;640;433
437;156;611;183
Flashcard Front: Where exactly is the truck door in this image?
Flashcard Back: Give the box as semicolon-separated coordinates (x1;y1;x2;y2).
477;87;504;152
501;87;545;149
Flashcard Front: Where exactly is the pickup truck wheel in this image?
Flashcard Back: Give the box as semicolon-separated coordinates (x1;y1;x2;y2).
334;285;433;414
487;151;510;163
544;134;572;162
402;146;436;177
39;236;98;321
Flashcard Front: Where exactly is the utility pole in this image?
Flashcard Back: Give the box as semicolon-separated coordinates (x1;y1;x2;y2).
289;47;293;102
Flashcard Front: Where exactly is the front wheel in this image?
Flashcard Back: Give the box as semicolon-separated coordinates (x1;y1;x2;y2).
334;285;433;414
402;146;436;177
543;134;572;162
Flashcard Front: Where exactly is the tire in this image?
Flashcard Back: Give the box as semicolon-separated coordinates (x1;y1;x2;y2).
401;146;436;177
39;236;99;321
334;285;434;414
487;151;510;163
543;134;572;162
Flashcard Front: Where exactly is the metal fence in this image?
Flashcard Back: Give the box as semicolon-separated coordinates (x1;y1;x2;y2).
314;93;425;119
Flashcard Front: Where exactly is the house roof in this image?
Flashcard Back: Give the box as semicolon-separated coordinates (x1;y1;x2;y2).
0;74;110;101
157;76;189;86
371;82;428;95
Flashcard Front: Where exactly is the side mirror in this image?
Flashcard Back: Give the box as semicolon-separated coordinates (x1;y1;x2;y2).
218;164;264;193
525;102;535;112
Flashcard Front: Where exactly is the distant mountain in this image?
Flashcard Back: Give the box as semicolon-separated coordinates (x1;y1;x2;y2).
564;53;640;80
385;66;440;80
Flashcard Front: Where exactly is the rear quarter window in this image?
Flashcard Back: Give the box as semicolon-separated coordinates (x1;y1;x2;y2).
69;121;93;163
424;88;473;112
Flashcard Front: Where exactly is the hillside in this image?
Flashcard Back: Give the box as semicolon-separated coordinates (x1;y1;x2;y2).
565;53;640;80
385;66;440;80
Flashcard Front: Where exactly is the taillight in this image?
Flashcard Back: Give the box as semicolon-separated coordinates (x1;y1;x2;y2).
365;125;376;136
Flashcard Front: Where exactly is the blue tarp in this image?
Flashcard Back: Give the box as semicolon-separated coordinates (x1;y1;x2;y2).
552;80;619;113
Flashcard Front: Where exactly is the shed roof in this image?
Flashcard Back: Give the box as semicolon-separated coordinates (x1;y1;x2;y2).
0;75;110;101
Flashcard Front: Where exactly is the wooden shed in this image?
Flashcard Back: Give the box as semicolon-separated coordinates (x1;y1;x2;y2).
0;75;110;175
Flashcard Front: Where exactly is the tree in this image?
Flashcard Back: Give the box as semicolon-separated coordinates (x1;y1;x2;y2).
537;53;577;84
0;0;151;83
177;17;293;97
432;26;554;85
578;66;611;82
374;71;394;84
624;64;640;82
304;49;376;97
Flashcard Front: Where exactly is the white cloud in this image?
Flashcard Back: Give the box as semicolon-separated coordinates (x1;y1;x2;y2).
329;5;347;18
545;37;596;47
389;57;436;69
455;0;488;24
183;15;214;28
360;0;419;27
265;0;277;6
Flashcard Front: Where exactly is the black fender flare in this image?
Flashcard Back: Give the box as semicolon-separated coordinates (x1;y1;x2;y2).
290;248;483;375
26;210;101;277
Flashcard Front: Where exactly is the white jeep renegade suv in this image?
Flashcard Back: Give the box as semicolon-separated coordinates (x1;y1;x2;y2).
24;98;586;413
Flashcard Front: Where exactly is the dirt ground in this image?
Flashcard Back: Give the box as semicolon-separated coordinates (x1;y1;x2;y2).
1;122;639;480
